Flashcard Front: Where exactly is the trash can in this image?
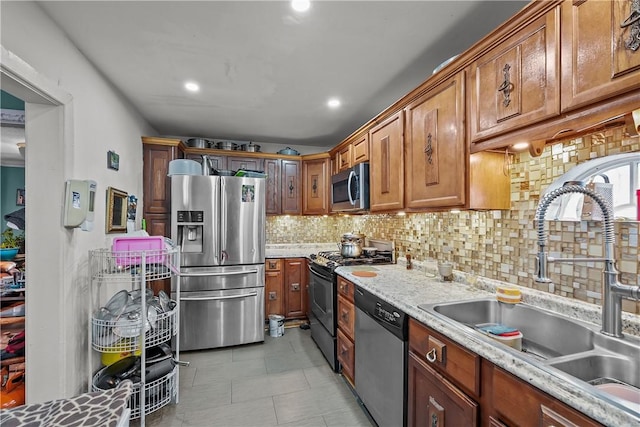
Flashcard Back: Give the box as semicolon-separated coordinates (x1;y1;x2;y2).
268;314;285;337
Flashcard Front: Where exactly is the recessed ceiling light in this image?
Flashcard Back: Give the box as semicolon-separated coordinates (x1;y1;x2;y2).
291;0;310;12
327;98;341;108
184;81;200;92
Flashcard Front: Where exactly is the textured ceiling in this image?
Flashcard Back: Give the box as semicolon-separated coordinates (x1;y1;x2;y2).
32;1;528;148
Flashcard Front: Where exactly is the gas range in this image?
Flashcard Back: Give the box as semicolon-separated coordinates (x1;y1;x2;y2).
309;249;394;272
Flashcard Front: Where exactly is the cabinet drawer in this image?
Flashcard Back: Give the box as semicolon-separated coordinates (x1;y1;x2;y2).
491;366;602;427
409;318;480;398
265;259;282;271
408;352;478;427
337;276;355;302
337;295;355;340
337;328;355;385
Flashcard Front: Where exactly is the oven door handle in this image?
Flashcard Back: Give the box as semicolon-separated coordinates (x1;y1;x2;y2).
180;291;258;302
308;265;332;282
180;269;259;277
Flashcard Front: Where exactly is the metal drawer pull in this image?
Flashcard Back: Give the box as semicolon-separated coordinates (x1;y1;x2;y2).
426;348;437;363
181;292;258;301
181;269;258;277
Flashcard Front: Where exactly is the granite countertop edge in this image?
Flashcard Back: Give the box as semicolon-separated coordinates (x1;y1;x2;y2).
265;243;337;259
335;263;640;427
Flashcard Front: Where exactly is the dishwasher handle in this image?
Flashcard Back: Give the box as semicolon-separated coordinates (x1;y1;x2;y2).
180;291;258;302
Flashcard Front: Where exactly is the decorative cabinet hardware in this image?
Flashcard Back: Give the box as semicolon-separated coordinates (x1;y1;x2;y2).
497;63;514;107
268;291;277;301
428;396;445;427
621;0;640;51
291;283;300;291
288;179;294;196
424;132;434;164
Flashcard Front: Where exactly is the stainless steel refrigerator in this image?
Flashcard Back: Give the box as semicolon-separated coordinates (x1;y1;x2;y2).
171;175;265;351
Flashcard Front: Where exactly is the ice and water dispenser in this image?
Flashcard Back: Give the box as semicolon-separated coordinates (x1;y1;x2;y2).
175;210;204;252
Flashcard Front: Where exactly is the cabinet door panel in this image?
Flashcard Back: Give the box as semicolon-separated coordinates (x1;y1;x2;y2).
282;160;301;215
265;269;284;319
338;145;352;172
336;295;355;340
369;111;404;212
284;258;305;318
227;156;264;172
352;133;369;165
405;74;465;209
265;159;281;215
337;329;355;385
143;144;179;214
561;0;640;111
144;214;171;239
408;353;478;427
469;9;559;142
303;158;329;215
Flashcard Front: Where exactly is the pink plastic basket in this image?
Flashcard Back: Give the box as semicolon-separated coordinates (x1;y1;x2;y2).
112;236;165;267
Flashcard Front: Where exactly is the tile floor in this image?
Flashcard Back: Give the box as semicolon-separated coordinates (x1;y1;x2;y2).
136;325;374;427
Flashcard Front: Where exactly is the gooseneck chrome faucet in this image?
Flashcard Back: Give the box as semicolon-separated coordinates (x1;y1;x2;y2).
534;182;639;338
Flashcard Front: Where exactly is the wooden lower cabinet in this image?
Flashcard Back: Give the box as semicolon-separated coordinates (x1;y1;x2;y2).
337;329;355;385
264;258;308;321
284;258;307;319
408;318;603;427
265;259;284;320
336;276;356;385
488;365;602;427
408;352;478;427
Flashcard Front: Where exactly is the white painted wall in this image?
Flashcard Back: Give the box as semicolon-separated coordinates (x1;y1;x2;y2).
1;1;157;401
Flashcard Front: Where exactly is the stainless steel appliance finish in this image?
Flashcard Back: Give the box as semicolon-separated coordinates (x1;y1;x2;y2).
307;264;337;371
355;285;408;427
308;238;395;373
171;175;266;351
331;162;370;212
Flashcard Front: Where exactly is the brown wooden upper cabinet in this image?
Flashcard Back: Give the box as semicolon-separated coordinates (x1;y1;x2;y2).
337;144;352;173
560;0;640;112
281;160;302;215
405;72;467;209
142;137;183;238
369;111;405;212
468;6;560;143
265;159;302;215
302;156;330;215
351;132;370;165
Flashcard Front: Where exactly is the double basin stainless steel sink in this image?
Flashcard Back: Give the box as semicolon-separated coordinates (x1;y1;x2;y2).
419;298;640;414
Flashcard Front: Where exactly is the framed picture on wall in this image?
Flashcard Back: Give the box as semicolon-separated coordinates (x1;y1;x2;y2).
16;189;25;206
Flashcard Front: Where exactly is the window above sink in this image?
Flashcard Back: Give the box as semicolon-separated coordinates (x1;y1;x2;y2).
542;152;640;221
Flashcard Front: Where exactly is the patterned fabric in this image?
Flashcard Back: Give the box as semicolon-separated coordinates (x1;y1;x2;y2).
0;380;132;427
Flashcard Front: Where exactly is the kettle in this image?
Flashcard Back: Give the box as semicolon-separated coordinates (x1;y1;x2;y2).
201;155;214;175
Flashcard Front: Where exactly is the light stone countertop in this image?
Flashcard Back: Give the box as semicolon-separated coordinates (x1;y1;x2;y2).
265;243;337;259
336;261;640;427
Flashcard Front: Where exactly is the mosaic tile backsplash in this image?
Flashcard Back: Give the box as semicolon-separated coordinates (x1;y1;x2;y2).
267;126;640;314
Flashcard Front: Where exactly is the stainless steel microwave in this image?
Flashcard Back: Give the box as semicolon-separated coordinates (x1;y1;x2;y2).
331;162;370;212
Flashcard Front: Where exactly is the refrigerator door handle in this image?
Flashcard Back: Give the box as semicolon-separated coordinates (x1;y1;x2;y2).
180;269;259;277
181;292;258;301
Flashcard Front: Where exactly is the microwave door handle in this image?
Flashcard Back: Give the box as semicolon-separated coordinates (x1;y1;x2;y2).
347;170;357;206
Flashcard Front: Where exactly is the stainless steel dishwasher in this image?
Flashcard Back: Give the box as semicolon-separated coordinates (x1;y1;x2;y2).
355;285;408;427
